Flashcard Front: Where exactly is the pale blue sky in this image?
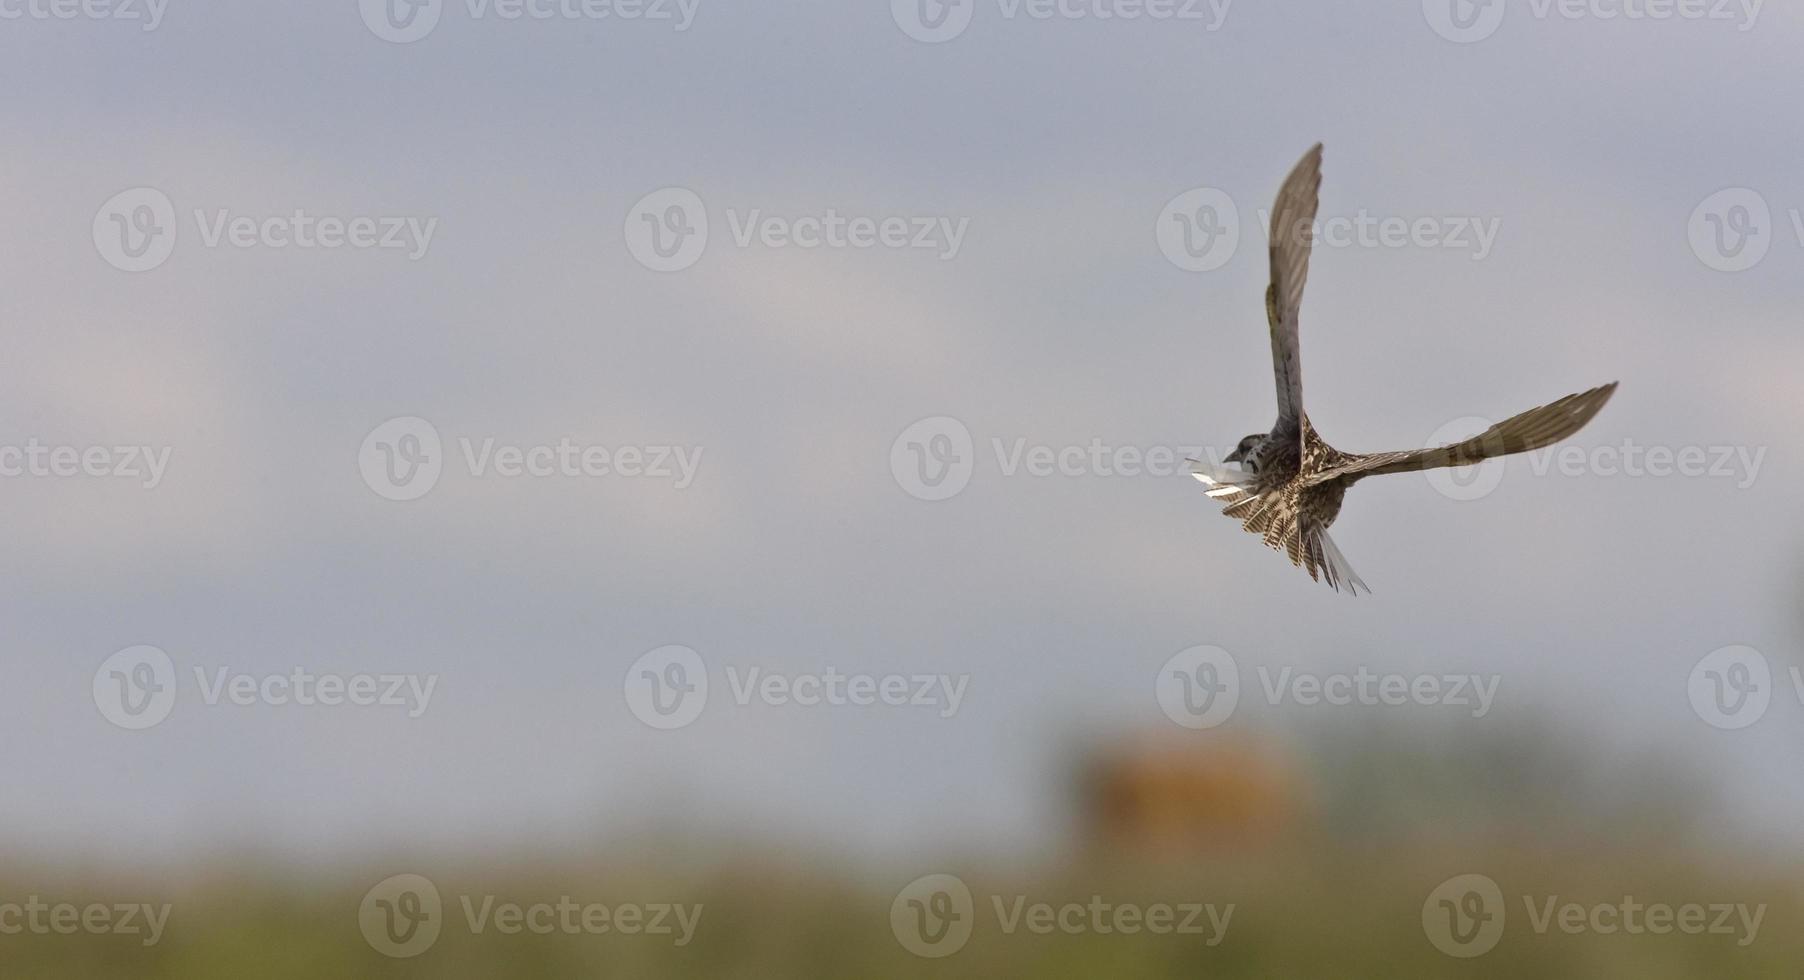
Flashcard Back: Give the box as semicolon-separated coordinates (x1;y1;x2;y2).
2;0;1802;867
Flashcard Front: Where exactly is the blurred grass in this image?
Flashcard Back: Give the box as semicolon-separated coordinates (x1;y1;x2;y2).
3;719;1780;976
1;845;1798;978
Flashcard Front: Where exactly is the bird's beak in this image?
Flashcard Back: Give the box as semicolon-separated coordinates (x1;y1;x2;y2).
1224;449;1244;464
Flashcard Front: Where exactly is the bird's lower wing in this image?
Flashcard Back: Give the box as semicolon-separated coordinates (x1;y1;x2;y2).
1302;381;1618;485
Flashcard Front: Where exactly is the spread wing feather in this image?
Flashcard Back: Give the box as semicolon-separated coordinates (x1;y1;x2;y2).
1267;143;1322;427
1303;382;1618;485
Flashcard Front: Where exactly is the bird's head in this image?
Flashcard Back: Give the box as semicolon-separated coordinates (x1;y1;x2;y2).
1224;434;1264;472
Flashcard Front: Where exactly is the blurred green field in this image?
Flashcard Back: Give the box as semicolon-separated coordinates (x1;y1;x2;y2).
3;844;1797;977
5;721;1784;977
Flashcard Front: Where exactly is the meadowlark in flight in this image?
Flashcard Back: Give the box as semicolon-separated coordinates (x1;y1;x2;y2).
1189;144;1617;594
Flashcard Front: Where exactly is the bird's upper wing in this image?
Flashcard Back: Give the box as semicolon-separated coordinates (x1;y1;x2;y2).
1267;143;1323;428
1302;382;1618;485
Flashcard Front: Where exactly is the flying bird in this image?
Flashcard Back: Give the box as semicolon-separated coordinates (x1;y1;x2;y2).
1189;144;1617;594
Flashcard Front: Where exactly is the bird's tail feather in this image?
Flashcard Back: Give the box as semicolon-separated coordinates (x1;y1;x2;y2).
1309;527;1369;595
1190;457;1369;595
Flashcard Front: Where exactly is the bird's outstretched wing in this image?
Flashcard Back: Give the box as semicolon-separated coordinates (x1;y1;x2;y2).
1267;143;1322;428
1302;382;1618;485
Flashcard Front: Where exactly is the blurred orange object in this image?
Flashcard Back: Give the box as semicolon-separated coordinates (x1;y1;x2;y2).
1081;734;1308;855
